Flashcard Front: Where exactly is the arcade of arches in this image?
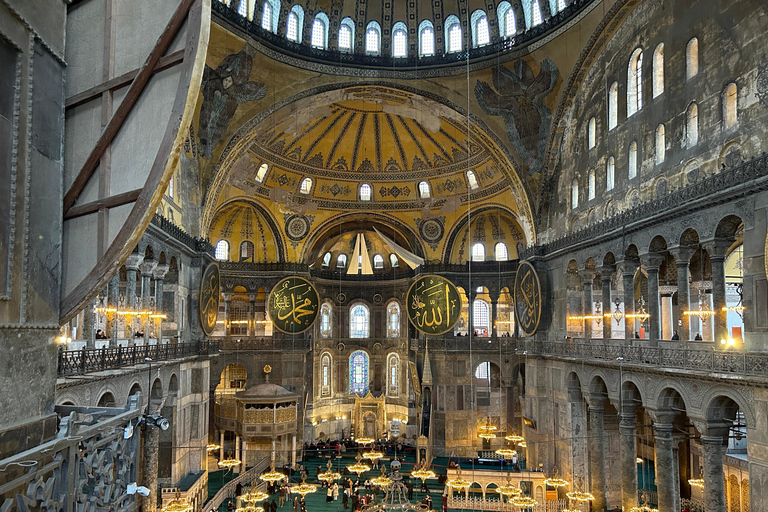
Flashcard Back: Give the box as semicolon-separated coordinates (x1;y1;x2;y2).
3;1;768;512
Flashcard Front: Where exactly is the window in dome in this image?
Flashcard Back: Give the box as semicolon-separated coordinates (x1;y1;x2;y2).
299;177;313;194
261;0;279;32
322;252;331;267
495;242;509;261
532;1;543;26
472;243;485;262
629;142;638;179
387;302;400;338
350;304;370;338
571;179;579;209
467;170;479;190
311;16;327;48
472;12;490;47
237;0;248;18
286;5;303;42
336;254;347;268
373;254;384;269
366;22;381;55
256;163;268;182
240;240;254;261
360;183;372;201
723;83;737;129
628;48;643;116
608;82;618;130
338;21;354;52
652;43;664;98
606;156;615;191
349;350;369;394
588;117;596;149
418;181;430;199
215;240;230;261
497;2;515;37
588;169;595;200
419;21;435;56
445;16;462;53
686;103;698;147
389;254;399;267
392;23;408;57
655;124;665;164
320;303;332;337
557;0;567;11
686;38;698;80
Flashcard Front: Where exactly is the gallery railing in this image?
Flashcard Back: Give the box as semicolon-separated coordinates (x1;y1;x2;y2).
57;340;220;377
150;213;215;256
0;396;142;512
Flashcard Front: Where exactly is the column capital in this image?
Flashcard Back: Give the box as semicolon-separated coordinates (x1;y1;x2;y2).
222;292;233;301
152;264;169;280
248;294;257;302
584;392;607;410
580;269;597;286
701;238;734;261
618;412;636;427
599;264;616;280
125;253;144;271
668;245;697;265
139;260;157;276
618;259;639;274
640;252;665;270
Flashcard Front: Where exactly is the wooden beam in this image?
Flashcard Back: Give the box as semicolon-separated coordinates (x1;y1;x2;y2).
62;0;195;216
65;50;185;110
63;189;143;220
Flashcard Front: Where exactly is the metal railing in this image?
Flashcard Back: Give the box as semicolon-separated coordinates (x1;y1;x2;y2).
57;340;220;376
205;458;270;512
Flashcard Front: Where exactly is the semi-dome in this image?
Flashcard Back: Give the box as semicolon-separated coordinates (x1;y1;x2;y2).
240;382;296;398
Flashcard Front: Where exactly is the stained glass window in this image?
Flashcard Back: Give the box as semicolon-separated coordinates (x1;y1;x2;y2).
387;302;400;337
350;303;369;338
320;302;332;337
349;350;369;395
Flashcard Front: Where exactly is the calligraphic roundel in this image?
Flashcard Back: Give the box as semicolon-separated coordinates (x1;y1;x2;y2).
406;275;462;336
199;263;221;337
514;260;542;337
269;276;320;334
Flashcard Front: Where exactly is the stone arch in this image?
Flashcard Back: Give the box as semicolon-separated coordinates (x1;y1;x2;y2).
588;374;608;402
619;379;643;415
128;382;142;400
151;377;163;400
655;386;688;415
443;205;530;264
679;227;700;246
715;214;744;239
566;371;583;403
97;391;116;407
648;235;668;253
208;198;286;262
704;390;751;428
169;373;179;395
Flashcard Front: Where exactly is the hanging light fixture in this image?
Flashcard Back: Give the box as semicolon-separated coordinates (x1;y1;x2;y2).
206;443;221;452
505;432;525;443
363;448;384;461
371;467;393;487
292;474;318;497
494;447;517;458
356;436;375;446
446;465;470;489
683;288;715;323
318;460;342;483
218;453;242;469
626;296;650;322
688;478;704;489
347;453;372;475
410;462;436;483
543;467;569;488
259;461;286;483
565;491;595;502
516;441;527;448
510;496;538;509
162;491;193;512
478;416;498;440
495;476;521;497
239;481;270;504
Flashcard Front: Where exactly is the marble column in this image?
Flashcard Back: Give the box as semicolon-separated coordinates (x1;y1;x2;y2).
83;298;96;348
569;397;589;492
659;287;677;340
619;413;638;511
223;293;233;337
108;274;119;347
600;265;615;340
490;298;498;339
142;423;160;512
642;253;665;345
292;434;297;467
235;434;241;473
653;422;676;512
220;430;225;460
620;260;638;341
701;435;727;512
672;435;683;512
139;260;156;344
467;291;477;336
581;271;596;339
248;294;256;339
125;253;144;342
669;246;695;341
703;239;732;343
588;400;607;512
153;264;169;343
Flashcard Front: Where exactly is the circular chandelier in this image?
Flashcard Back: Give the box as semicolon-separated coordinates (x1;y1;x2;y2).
511;496;538;509
688;478;704;489
356;437;375;445
218;456;242;469
566;491;595;502
495;477;522;497
318;460;342;482
371;467;393;487
517;441;527;448
543;467;569;488
236;506;259;512
411;463;436;482
446;466;470;489
347;454;372;475
162;492;192;512
206;443;221;452
495;447;517;458
363;449;384;460
260;461;286;483
292;475;318;497
239;489;269;503
505;433;525;443
478;417;498;439
359;463;432;512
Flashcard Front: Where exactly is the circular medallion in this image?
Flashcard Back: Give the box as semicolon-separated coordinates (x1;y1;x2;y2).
419;218;444;243
373;342;382;352
268;276;319;334
373;293;383;304
337;292;347;304
406;275;462;336
337;343;346;352
514;261;542;337
285;215;310;241
199;263;221;336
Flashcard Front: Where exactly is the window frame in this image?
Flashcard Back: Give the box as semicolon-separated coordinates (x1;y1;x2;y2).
349;303;370;339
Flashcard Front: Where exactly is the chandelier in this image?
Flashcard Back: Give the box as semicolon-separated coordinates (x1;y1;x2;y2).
688;478;704;489
511;496;538;509
494;447;517;458
360;463;432;512
356;436;375;445
260;461;286;483
206;443;221;452
239;481;269;504
566;491;594;502
410;463;436;482
516;441;527;448
318;460;342;483
347;453;371;475
371;467;393;487
236;505;259;512
446;466;470;489
478;416;498;439
543;467;569;488
292;474;318;497
218;453;241;469
626;296;650;322
162;491;192;512
683;289;715;323
505;433;524;443
363;449;384;461
495;477;521;497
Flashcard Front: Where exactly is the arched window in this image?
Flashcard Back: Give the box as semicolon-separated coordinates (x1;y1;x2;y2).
571;179;579;209
373;254;384;269
652;43;664;98
588;169;596;200
445;16;462;53
419;20;435;56
495;242;509;261
557;0;567;11
387;353;399;396
389;254;399;267
588;117;596;149
350;304;370;338
286;5;304;42
471;11;489;48
261;0;279;32
336;254;347;268
256;162;268;182
321;352;332;396
687;103;699;147
237;0;248;18
320;302;332;337
240;240;254;261
360;183;372;201
628;141;638;179
473;299;490;334
467;170;479;190
168;175;174;198
322;252;332;267
387;302;400;337
215;240;230;260
338;18;355;52
392;22;408;57
365;21;381;55
299;177;313;194
497;2;515;37
606;156;615;191
349;350;369;395
472;242;485;262
311;14;329;49
608;82;618;130
655;124;665;164
627;48;643;116
418;181;430;199
686;38;699;80
723;83;738;129
532;1;543;26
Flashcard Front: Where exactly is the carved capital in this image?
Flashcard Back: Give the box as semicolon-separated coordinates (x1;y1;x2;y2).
668;245;697;266
139;260;157;276
701;238;734;261
125;253;144;271
152;264;169;280
640;252;665;271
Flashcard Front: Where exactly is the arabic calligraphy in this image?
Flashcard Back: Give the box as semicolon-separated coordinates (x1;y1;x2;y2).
268;277;319;334
406;275;461;335
199;263;220;336
514;261;541;336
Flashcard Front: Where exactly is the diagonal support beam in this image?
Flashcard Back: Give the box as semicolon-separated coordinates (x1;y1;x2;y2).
62;0;195;216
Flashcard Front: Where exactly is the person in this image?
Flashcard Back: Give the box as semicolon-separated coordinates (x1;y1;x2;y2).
342;487;349;509
421;480;428;493
270;500;277;512
235;482;243;497
299;499;306;512
671;330;680;340
614;506;621;512
442;493;448;512
95;329;107;339
279;485;285;507
227;501;235;512
333;482;339;501
407;482;413;500
695;332;703;340
134;328;144;338
262;500;269;512
327;486;333;503
635;331;640;339
292;497;299;512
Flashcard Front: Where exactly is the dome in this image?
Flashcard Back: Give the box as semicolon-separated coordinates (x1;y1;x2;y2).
240;382;295;398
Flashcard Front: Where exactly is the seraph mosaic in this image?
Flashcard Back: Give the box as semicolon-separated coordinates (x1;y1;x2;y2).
475;58;559;175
